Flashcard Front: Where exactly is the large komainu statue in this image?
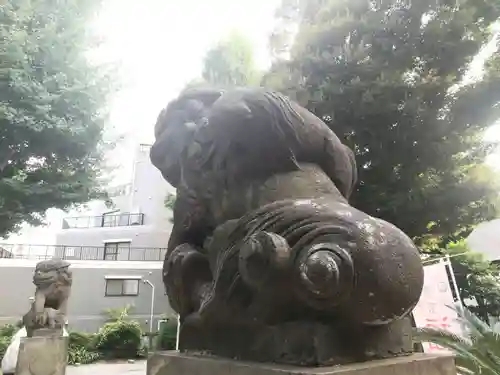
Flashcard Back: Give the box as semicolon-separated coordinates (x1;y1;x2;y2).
23;259;72;337
150;88;424;366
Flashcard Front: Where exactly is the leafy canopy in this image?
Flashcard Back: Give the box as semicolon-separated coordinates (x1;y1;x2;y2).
266;0;500;239
0;0;116;236
184;32;262;90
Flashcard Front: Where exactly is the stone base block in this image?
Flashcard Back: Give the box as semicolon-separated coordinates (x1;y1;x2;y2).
16;336;68;375
179;318;413;366
31;328;64;338
147;352;457;375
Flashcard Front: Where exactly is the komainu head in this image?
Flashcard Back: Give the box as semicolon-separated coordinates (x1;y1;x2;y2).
33;258;72;290
150;87;357;199
150;88;224;187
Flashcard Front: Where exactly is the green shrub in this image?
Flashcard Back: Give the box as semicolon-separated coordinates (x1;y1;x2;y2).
0;335;11;362
0;324;16;338
95;320;142;359
68;346;100;365
103;304;134;323
156;320;177;350
67;330;100;365
68;331;96;350
0;324;16;361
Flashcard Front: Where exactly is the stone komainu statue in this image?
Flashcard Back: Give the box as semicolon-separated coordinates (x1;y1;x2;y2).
23;259;72;337
150;88;424;366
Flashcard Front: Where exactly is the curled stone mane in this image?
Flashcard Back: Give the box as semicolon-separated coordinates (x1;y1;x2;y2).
198;198;357;318
33;259;72;289
33;268;72;289
203;90;307;182
152;88;423;366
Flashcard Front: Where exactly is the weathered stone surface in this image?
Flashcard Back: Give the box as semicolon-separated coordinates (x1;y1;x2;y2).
23;259;72;337
179;318;414;366
31;327;65;338
150;88;425;364
147;352;457;375
16;335;68;375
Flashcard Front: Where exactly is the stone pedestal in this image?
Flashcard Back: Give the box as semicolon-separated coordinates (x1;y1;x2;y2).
16;335;68;375
147;352;456;375
178;318;414;366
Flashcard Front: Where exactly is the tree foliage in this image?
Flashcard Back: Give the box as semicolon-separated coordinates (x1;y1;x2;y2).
0;0;116;236
103;304;134;323
185;32;262;90
266;0;500;239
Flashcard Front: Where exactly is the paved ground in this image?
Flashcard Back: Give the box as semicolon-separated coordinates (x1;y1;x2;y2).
67;360;146;375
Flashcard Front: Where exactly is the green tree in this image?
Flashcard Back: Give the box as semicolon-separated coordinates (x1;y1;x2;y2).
0;0;116;236
266;0;500;240
103;304;134;323
187;32;262;89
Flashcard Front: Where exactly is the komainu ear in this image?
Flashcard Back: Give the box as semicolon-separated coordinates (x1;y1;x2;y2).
154;89;224;139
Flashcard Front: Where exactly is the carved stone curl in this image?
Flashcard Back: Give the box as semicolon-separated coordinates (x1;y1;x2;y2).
151;88;424;366
23;259;72;337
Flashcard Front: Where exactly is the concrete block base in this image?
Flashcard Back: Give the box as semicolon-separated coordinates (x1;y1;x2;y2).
147;351;456;375
16;335;68;375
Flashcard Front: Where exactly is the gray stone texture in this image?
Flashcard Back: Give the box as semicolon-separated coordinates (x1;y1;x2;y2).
16;335;68;375
151;88;425;364
147;352;457;375
68;361;146;375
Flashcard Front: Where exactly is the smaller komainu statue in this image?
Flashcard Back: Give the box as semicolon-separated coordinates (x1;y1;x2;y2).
23;259;72;337
151;88;424;366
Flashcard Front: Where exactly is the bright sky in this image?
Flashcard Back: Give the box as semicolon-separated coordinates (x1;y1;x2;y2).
98;0;280;147
96;0;283;185
2;1;499;245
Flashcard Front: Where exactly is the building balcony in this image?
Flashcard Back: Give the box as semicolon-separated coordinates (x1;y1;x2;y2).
0;247;13;258
0;244;166;262
62;213;145;229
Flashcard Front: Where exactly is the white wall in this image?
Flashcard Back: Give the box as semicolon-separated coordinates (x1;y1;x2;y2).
55;143;175;249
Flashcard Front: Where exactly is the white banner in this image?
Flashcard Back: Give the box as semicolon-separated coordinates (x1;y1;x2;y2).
412;261;464;353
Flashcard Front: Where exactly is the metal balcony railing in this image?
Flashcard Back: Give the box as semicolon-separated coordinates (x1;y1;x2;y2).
62;213;145;229
0;244;167;261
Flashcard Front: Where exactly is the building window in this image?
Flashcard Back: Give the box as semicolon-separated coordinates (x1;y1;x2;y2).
105;278;140;296
64;246;76;257
104;242;130;261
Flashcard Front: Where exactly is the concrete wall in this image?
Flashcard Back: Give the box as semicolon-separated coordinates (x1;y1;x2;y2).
0;259;175;333
129;144;175;226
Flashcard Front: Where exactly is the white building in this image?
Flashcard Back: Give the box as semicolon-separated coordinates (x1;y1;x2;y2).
53;143;175;261
0;143;176;332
